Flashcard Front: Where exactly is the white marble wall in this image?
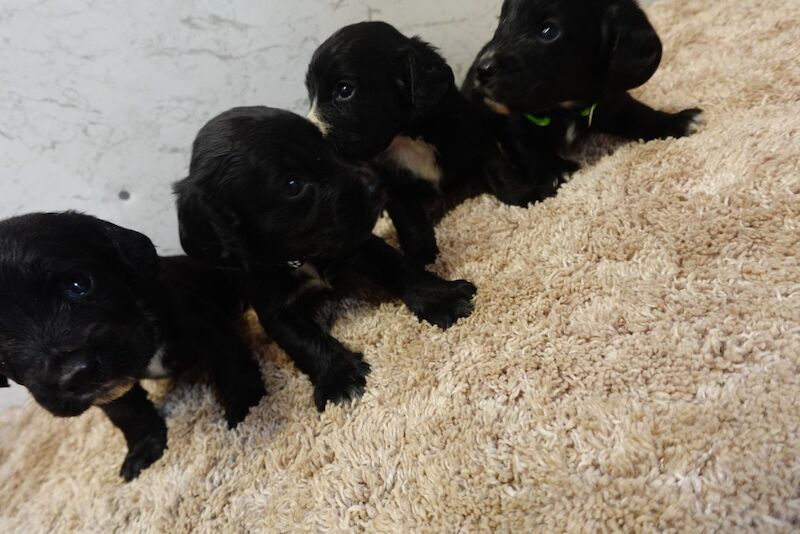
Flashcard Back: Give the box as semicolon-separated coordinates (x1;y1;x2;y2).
0;0;504;409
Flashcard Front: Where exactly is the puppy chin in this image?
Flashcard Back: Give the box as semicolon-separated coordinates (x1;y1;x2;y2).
36;395;94;418
34;379;137;417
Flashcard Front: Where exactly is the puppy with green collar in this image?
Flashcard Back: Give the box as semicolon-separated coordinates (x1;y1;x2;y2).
465;0;703;185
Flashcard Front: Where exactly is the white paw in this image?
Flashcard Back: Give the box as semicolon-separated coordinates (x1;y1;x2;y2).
685;111;706;135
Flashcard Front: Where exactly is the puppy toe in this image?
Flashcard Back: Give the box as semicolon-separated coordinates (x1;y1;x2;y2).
313;357;371;412
452;280;478;299
448;297;476;325
224;381;267;429
120;433;167;482
682;108;705;135
414;280;477;330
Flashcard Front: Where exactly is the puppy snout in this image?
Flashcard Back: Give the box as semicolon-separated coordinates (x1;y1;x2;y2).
58;357;95;390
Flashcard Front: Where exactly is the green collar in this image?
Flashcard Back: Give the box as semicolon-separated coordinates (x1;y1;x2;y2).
524;102;598;128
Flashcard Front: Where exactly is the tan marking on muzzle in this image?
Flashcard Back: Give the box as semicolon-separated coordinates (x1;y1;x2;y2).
483;97;511;116
307;101;330;136
92;380;137;406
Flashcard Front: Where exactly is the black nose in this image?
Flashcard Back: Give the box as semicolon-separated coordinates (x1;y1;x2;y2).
59;359;94;389
476;58;498;84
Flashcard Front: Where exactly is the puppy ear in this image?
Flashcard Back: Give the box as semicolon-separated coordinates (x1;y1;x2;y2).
97;220;160;281
174;160;249;269
0;374;9;388
398;37;455;121
602;0;663;92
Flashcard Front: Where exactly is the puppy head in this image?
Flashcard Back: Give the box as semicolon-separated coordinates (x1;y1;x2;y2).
174;106;383;269
469;0;662;114
306;21;455;159
0;213;160;417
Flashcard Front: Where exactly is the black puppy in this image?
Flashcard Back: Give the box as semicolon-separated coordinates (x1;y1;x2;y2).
0;212;266;481
306;22;558;267
464;0;703;180
174;106;476;412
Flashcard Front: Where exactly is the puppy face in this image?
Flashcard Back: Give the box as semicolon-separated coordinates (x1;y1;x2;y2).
306;22;454;159
0;213;160;417
175;107;384;268
469;0;662;113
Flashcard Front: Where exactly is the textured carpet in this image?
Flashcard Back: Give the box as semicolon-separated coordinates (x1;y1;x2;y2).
2;0;799;531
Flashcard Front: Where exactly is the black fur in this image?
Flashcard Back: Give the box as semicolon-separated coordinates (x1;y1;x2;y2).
0;212;266;481
464;0;703;180
174;106;476;412
306;22;557;266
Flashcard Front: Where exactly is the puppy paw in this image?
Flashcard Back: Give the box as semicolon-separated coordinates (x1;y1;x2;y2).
544;157;579;193
120;426;167;482
680;108;705;136
408;279;477;329
521;157;578;203
223;379;267;429
313;355;371;412
663;108;704;139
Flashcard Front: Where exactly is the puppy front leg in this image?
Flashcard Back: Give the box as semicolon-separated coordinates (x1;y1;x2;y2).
262;310;371;412
246;278;370;412
350;236;477;329
386;194;439;267
502;115;579;200
594;92;703;141
100;384;167;481
207;336;267;428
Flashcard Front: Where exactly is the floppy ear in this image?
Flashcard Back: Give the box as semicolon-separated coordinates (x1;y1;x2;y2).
0;374;9;388
602;0;663;92
173;161;250;269
398;37;455;121
96;219;160;281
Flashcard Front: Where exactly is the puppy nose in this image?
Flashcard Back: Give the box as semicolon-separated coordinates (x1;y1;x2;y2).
59;359;93;389
476;58;499;84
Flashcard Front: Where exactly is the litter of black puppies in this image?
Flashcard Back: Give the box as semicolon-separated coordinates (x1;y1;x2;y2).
464;0;703;184
0;2;704;484
173;106;477;413
0;212;266;480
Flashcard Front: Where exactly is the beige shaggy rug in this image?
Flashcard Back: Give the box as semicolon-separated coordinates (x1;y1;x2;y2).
2;0;799;531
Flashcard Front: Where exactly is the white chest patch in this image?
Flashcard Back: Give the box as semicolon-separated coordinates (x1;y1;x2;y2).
385;136;443;186
565;122;578;145
145;345;171;379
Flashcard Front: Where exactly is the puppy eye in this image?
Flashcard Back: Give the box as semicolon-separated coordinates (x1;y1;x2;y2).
62;276;93;302
284;177;306;198
538;21;562;43
334;82;356;101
